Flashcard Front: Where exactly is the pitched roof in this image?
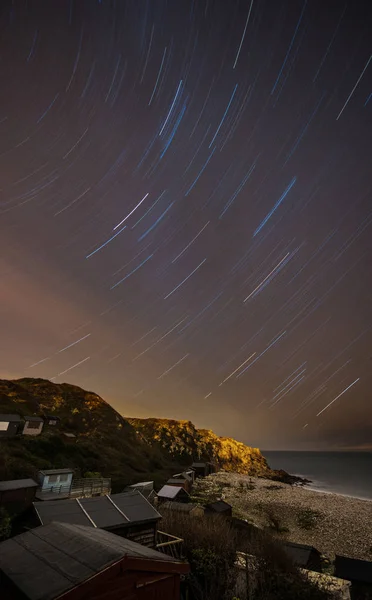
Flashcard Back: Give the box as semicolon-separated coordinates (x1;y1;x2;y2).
157;485;188;499
127;481;154;488
0;414;21;422
283;542;320;567
0;478;38;492
206;500;232;512
34;490;161;529
173;471;193;481
167;478;189;485
24;416;44;422
335;555;372;584
0;522;186;600
39;468;74;475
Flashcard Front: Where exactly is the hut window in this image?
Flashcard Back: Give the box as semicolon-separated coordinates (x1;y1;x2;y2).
59;474;69;483
0;422;9;431
48;475;58;484
27;421;41;429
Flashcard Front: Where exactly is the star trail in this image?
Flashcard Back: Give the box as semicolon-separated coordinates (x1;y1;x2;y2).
1;0;371;451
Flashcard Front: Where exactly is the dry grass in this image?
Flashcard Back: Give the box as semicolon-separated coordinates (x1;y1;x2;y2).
159;510;333;600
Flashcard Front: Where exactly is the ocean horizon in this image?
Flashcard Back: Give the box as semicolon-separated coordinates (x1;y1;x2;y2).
262;450;372;501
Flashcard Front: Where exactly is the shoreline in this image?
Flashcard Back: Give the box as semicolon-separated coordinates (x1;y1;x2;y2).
194;472;372;560
303;482;372;503
286;470;372;502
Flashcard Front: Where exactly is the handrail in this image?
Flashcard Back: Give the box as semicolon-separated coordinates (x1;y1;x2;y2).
155;531;184;559
157;530;183;542
38;477;111;498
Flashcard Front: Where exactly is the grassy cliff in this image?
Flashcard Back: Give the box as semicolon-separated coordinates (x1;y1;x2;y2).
0;378;273;490
0;378;175;490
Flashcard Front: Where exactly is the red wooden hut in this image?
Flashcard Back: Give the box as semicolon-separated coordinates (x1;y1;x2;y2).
0;521;189;600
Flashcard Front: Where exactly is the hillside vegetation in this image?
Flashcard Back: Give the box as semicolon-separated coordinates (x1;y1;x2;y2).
128;417;272;475
0;378;273;490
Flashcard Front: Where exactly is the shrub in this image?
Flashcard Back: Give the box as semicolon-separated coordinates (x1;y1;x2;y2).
297;508;322;530
239;479;255;491
160;510;332;600
160;511;238;600
265;508;290;534
238;535;334;600
84;471;102;478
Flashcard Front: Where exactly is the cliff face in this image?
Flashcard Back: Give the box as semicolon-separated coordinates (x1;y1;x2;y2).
0;378;272;487
0;377;130;436
0;378;175;489
128;418;272;476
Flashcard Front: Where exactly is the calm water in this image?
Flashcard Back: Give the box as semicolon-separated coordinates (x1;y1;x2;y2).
262;451;372;501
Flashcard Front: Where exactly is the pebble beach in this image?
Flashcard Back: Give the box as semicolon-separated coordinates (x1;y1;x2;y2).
194;472;372;561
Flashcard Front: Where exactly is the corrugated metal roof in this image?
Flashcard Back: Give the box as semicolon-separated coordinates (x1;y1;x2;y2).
0;478;38;491
158;485;186;499
0;522;180;600
0;414;21;421
34;491;161;529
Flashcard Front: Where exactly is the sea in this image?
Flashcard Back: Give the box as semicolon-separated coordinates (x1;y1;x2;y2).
262;451;372;501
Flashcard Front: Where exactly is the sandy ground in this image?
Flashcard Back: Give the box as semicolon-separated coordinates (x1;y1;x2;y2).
193;472;372;561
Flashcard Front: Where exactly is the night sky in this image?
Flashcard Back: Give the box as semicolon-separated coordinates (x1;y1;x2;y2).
1;0;371;451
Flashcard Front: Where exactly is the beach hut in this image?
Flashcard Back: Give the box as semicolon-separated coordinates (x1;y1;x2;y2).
0;521;189;600
124;481;155;500
157;485;190;504
166;477;193;494
0;414;21;437
43;415;61;428
22;416;44;436
36;468;74;499
205;500;233;518
173;469;195;484
190;462;215;478
33;490;161;548
283;541;322;572
0;479;38;513
232;517;262;548
335;555;372;597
